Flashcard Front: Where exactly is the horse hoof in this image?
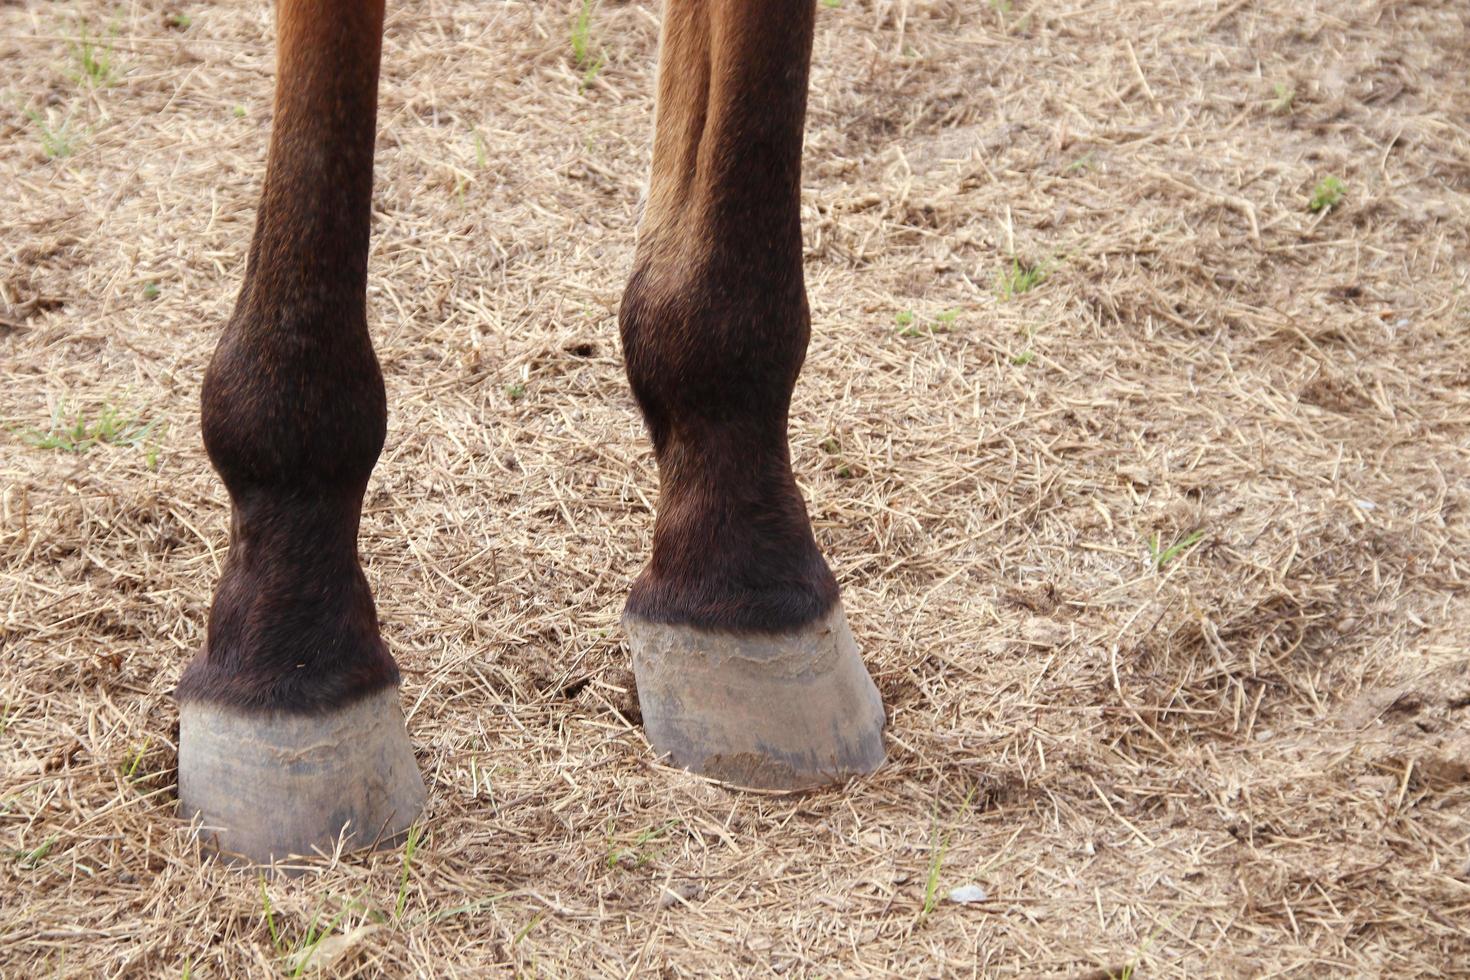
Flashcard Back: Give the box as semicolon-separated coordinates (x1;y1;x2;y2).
178;686;425;865
625;603;886;790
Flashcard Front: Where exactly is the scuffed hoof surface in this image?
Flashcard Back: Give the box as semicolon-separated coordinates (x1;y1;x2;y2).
626;604;886;790
178;687;425;865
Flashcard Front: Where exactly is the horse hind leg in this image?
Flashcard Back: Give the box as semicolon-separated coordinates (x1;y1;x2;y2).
177;0;423;865
618;0;886;789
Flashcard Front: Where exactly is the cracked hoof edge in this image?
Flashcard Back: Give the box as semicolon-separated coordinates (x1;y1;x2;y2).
178;686;425;864
626;603;886;789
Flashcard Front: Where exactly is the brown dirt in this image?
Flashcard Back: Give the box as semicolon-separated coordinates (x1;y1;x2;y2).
3;0;1469;975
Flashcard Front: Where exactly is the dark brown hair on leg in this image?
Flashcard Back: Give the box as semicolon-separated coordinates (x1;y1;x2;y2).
619;0;838;635
178;0;396;714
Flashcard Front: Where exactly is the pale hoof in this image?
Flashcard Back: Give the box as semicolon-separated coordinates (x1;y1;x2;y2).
626;603;886;790
178;686;425;865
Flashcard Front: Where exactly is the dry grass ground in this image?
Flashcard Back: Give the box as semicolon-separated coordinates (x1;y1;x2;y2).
2;0;1469;975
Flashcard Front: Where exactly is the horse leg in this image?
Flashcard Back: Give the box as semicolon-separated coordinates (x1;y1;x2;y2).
176;0;423;863
619;0;886;789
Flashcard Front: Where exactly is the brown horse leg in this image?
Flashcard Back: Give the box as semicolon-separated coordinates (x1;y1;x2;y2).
176;0;423;863
619;0;885;789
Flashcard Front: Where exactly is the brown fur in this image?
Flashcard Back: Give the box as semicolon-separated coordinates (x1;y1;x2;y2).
178;0;396;712
621;0;838;631
183;0;835;713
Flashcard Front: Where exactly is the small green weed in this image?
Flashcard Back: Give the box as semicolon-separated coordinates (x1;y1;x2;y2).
472;127;489;169
25;108;75;158
998;257;1046;299
605;819;676;869
505;382;526;402
260;878;281;950
915;785;978;927
1011;350;1034;366
164;12;192;30
820;437;852;476
71;20;117;86
261;880;367;976
1148;529;1205;570
896;308;963;338
919;824;949;924
1065;152;1096;173
821;0;843;7
232;104;247;118
395;823;425;919
1308;175;1344;213
570;0;594;64
1270;81;1294;114
16;834;58;870
512;911;545;946
23;404;159;453
122;738;150;783
989;0;1034;32
571;0;605;88
142;281;160;301
286;904;352;977
117;737;167;787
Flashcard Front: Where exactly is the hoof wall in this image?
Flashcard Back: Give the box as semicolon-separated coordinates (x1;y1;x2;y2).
626;604;886;790
178;687;425;865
